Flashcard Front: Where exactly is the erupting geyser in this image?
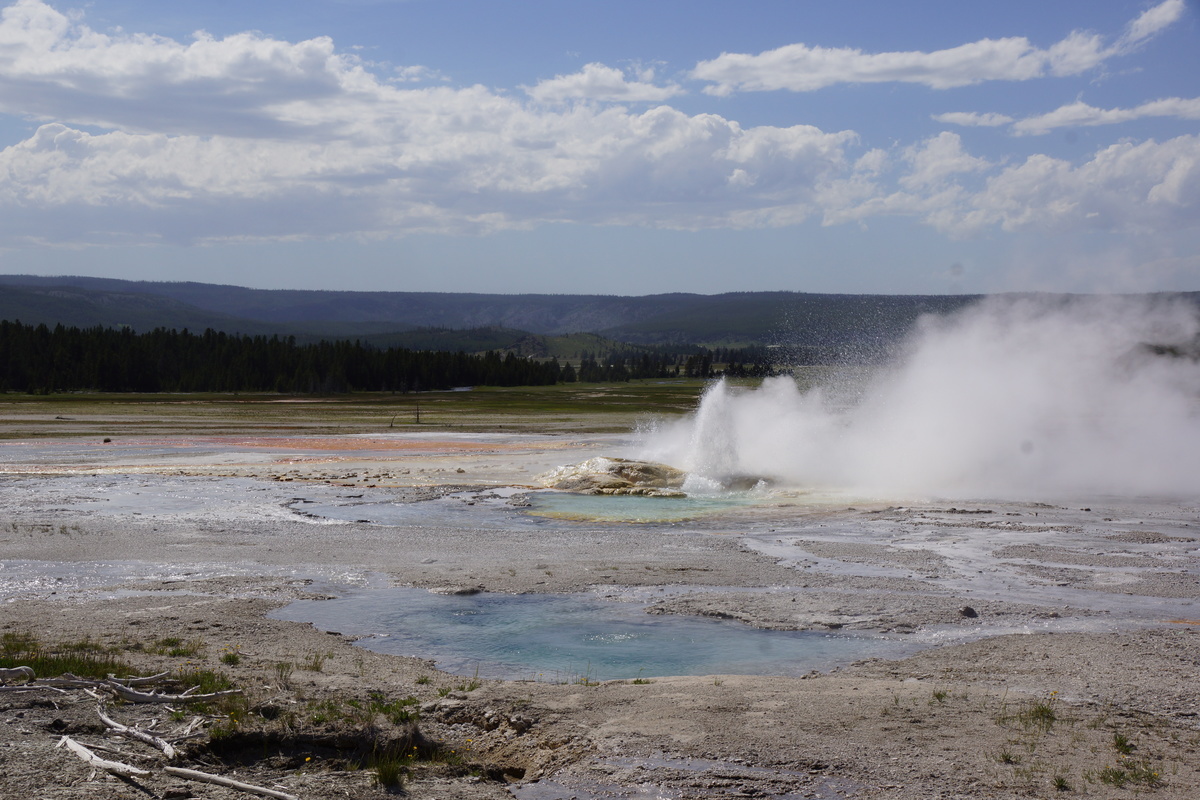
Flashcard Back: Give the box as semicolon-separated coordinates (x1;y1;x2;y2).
643;295;1200;500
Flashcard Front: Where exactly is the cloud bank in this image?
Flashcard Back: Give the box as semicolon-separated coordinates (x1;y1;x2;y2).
691;0;1184;96
0;0;1195;255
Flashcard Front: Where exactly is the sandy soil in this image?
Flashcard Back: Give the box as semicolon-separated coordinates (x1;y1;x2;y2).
2;431;1199;799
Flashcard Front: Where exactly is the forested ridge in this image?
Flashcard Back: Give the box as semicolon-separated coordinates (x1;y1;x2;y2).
0;320;564;393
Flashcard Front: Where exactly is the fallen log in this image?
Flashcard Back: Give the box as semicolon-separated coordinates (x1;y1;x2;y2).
57;735;151;779
0;684;70;695
0;665;35;682
96;705;177;759
106;681;242;704
164;766;300;800
108;670;170;686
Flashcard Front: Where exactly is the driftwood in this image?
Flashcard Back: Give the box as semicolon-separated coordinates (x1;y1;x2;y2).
57;735;151;779
108;670;170;686
106;680;243;704
35;672;110;689
164;766;300;800
0;665;35;682
96;705;177;759
0;684;70;695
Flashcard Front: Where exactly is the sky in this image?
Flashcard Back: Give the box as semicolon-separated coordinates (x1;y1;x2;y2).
0;0;1197;296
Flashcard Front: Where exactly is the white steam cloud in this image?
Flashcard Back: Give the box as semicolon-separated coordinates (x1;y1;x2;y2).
643;296;1200;500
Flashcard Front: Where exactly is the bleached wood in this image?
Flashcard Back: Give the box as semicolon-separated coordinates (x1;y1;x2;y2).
106;680;242;704
96;705;177;759
108;670;170;685
57;735;151;779
164;766;300;800
0;665;35;682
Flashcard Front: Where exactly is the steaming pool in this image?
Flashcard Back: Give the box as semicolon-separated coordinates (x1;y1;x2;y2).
270;585;925;681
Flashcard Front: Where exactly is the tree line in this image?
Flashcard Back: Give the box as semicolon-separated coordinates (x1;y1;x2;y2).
573;346;781;381
0;321;566;394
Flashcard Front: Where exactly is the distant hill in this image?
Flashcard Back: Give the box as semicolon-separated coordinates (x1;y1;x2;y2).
0;274;989;349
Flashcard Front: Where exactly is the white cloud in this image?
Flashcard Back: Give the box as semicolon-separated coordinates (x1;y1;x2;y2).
693;37;1050;95
524;62;684;103
0;1;869;244
1012;97;1200;135
0;109;858;244
932;111;1014;128
691;0;1182;96
0;0;1195;257
900;132;990;190
0;0;368;138
819;134;1200;242
392;65;446;84
945;135;1200;236
1121;0;1187;47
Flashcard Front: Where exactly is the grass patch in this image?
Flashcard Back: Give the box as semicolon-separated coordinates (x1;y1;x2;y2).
373;754;406;790
997;692;1062;733
997;747;1022;765
147;636;206;657
370;692;420;725
1113;732;1136;755
302;651;329;672
1093;762;1163;788
0;381;716;441
273;661;294;688
307;693;420;728
1;631;132;679
177;666;235;693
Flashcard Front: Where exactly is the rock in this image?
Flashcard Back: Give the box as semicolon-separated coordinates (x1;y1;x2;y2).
535;457;687;494
958;606;978;618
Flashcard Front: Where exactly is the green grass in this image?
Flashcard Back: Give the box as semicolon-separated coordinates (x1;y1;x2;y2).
368;692;421;725
1093;762;1163;788
177;666;234;693
1;632;132;679
1113;732;1135;755
0;381;712;439
997;693;1062;733
303;651;330;672
273;661;294;688
373;755;406;790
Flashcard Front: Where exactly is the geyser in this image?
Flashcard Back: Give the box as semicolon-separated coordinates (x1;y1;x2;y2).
643;295;1200;500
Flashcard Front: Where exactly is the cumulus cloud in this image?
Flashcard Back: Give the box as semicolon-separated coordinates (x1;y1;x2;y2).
0;0;1195;255
524;62;684;103
899;132;990;190
1012;97;1200;135
0;108;858;244
691;0;1182;95
820;133;1200;242
943;135;1200;236
0;1;864;243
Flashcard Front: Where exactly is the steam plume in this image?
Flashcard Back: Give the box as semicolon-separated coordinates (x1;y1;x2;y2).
643;295;1200;499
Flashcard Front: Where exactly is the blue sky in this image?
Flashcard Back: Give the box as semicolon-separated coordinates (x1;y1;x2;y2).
0;0;1197;295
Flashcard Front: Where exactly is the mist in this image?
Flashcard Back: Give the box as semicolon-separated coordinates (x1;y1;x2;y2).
641;295;1200;500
